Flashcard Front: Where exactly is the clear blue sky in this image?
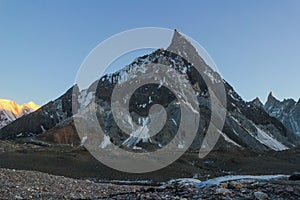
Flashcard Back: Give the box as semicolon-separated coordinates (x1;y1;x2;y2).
0;0;299;105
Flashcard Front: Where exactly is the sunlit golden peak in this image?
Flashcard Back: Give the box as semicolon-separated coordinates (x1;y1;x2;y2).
0;99;40;117
21;101;41;111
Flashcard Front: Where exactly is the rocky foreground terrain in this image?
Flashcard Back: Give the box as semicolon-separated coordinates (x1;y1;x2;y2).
0;140;299;199
0;168;299;200
0;140;299;181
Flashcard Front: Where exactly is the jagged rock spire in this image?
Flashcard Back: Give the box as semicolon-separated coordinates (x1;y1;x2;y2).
167;29;205;66
266;91;279;103
251;97;263;107
255;97;261;102
268;91;274;98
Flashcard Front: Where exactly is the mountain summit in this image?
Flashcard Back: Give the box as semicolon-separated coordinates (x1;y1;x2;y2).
263;93;300;136
0;30;299;151
0;99;40;128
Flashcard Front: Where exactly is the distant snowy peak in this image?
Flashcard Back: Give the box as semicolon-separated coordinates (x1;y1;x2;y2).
265;92;297;116
22;101;41;112
262;93;300;136
0;99;40;116
0;99;40;128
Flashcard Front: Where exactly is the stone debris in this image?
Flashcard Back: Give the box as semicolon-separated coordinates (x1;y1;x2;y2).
0;168;299;200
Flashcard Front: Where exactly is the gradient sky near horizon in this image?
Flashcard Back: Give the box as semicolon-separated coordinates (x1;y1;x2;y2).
0;0;299;105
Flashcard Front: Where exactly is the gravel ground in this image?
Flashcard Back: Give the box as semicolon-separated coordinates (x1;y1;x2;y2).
0;168;145;199
0;168;299;200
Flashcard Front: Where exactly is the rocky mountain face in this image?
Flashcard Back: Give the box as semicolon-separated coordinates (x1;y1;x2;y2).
263;92;300;137
0;30;299;152
0;99;40;128
0;88;74;140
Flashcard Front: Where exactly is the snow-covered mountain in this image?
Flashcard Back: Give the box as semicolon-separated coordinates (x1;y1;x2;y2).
0;99;40;128
0;30;299;152
263;92;300;136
